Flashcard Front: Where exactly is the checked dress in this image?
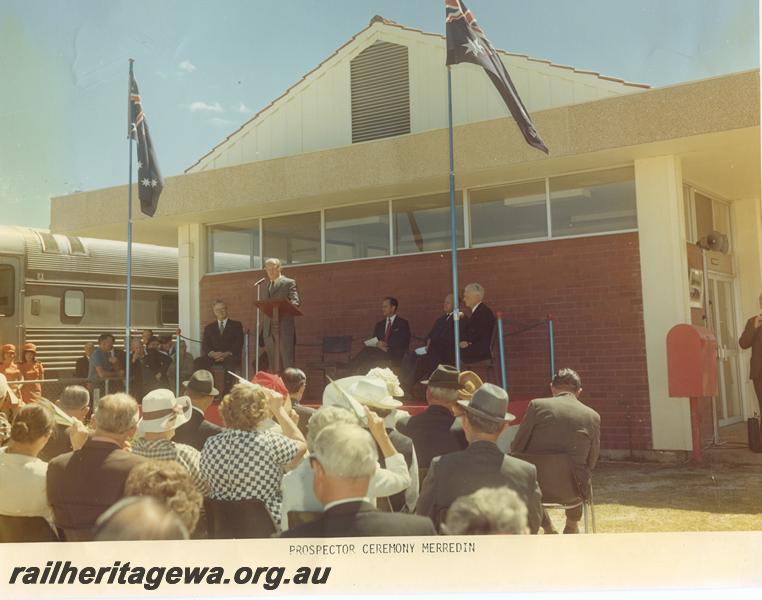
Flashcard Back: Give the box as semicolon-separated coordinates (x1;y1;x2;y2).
199;429;298;525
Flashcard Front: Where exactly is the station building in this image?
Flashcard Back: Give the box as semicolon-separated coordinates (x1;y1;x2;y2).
50;17;761;454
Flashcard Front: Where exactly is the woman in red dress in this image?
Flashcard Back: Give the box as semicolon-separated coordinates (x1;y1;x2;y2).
18;343;44;403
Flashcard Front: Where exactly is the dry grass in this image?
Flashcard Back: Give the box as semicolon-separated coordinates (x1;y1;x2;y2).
543;461;762;533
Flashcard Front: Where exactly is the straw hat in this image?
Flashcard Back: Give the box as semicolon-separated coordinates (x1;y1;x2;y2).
457;371;484;400
137;389;192;435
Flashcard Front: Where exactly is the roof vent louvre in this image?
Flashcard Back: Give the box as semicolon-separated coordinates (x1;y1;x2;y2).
351;41;410;143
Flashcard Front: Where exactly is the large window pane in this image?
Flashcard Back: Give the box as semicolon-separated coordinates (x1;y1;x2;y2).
0;265;15;317
263;212;321;265
550;167;637;238
208;220;261;273
470;180;547;245
325;202;390;262
393;192;464;255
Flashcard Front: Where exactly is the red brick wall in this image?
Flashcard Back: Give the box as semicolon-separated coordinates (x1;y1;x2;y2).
200;232;652;450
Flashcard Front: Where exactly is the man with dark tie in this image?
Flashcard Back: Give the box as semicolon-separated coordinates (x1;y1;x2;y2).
200;300;244;392
261;257;301;371
350;297;411;375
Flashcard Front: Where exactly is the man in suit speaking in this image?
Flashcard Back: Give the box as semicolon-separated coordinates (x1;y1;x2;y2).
262;257;301;371
200;300;244;393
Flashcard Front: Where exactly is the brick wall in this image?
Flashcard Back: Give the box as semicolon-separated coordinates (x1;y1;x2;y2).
200;232;652;450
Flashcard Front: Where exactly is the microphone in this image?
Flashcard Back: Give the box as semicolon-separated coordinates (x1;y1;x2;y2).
253;277;266;286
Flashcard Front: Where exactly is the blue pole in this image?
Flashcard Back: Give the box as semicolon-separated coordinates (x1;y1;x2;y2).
496;312;507;390
447;66;462;371
175;331;181;397
548;315;556;378
125;59;135;395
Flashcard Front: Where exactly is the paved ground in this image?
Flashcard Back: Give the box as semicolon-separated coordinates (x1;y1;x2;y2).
544;460;762;533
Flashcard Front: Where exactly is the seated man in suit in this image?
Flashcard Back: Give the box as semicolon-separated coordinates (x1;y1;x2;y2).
351;297;411;375
280;423;436;538
199;300;244;394
46;393;146;540
459;283;496;363
416;383;543;534
510;368;601;534
397;364;467;469
282;367;314;436
173;370;223;451
38;385;91;462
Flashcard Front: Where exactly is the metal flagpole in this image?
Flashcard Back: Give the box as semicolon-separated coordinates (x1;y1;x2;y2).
125;58;135;395
447;66;462;371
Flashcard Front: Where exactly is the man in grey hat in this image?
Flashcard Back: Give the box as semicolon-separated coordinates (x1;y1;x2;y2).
173;370;223;451
415;383;543;534
397;365;467;468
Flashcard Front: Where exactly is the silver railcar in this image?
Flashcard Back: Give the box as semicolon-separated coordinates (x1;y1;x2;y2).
0;225;178;378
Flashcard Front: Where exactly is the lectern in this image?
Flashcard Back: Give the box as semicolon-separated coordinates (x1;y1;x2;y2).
254;298;303;373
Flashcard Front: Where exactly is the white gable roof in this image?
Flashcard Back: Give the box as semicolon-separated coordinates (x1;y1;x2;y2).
186;16;649;173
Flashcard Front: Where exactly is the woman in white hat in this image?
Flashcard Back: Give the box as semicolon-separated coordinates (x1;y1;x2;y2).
131;389;210;496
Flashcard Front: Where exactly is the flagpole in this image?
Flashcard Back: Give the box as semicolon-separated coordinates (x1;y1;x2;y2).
447;65;462;371
125;58;135;395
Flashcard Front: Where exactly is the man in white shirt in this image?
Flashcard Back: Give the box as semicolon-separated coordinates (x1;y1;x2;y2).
280;405;410;531
279;423;435;538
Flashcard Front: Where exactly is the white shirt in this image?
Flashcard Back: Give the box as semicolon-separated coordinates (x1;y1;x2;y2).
279;452;410;530
0;448;53;523
471;302;482;313
218;318;228;331
323;497;371;511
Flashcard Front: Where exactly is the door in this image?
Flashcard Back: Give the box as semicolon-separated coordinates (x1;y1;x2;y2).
0;256;21;348
706;276;744;425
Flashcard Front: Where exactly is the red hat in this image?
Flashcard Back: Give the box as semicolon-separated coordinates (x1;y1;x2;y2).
22;343;37;353
1;344;16;354
251;371;289;398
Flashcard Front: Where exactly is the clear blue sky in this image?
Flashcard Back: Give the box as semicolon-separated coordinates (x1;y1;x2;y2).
0;0;758;229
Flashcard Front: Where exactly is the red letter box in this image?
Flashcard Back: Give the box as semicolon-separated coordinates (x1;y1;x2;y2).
666;324;718;398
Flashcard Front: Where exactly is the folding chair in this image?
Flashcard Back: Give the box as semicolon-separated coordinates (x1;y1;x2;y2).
306;336;353;381
513;452;596;533
204;497;278;539
287;511;322;529
0;515;59;543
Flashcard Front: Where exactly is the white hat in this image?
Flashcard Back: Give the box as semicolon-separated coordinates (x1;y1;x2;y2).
366;367;405;397
137;389;192;435
349;377;402;410
0;373;20;406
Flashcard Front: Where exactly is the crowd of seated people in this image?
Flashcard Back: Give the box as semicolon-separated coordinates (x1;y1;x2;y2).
0;340;600;541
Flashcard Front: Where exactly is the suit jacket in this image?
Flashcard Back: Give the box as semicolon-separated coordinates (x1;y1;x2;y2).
426;313;466;366
173;407;223;451
739;316;762;380
397;405;467;468
510;393;601;493
261;276;301;338
416;440;543;533
202;318;245;363
279;500;436;538
461;303;495;362
38;423;73;463
372;316;411;363
46;440;146;531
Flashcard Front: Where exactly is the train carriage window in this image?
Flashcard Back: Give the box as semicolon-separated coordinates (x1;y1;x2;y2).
0;265;14;317
38;232;60;253
64;290;85;318
161;295;179;325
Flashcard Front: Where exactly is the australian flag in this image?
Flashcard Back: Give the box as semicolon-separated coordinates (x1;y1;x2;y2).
445;0;548;154
129;66;164;216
